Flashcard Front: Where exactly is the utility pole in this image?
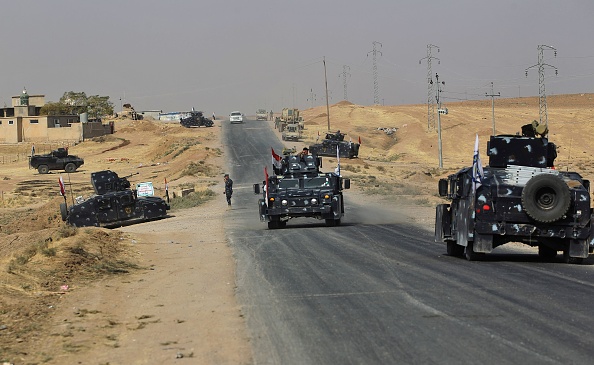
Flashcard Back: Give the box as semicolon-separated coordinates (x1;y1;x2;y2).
368;41;382;105
525;45;557;132
419;44;440;131
340;65;351;100
435;73;446;169
485;82;500;136
323;57;331;131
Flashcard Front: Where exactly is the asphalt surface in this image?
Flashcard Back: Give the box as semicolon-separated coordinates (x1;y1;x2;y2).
222;119;594;365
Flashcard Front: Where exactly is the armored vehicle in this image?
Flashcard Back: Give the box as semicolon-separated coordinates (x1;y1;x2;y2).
309;131;360;158
256;109;268;120
30;148;84;174
180;110;214;128
254;152;350;229
60;170;170;228
435;124;592;264
281;123;301;141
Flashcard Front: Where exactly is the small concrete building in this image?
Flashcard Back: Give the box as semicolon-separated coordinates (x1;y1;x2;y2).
0;89;113;143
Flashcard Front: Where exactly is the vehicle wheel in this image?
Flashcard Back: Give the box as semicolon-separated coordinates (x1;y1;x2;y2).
278;221;287;228
38;165;49;174
64;163;76;173
465;242;484;261
446;241;465;257
325;219;336;227
268;221;279;229
562;250;584;264
522;174;570;223
59;203;68;221
538;245;557;261
334;219;341;226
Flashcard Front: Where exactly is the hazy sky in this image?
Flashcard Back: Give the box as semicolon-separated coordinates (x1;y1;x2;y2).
2;0;593;116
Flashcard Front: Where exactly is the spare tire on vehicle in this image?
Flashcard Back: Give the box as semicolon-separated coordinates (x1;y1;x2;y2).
521;174;570;223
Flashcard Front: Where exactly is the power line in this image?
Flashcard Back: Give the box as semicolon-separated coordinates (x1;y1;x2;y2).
526;45;558;133
485;82;501;136
339;65;351;101
367;41;382;105
420;44;440;131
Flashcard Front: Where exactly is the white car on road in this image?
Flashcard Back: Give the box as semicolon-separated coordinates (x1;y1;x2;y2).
229;111;244;124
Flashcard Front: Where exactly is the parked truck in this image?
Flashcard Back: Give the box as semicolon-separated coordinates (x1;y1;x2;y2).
256;109;268;120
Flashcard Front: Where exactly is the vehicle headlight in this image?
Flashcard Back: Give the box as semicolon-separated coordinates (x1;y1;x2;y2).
311;198;318;204
324;194;330;199
281;199;288;206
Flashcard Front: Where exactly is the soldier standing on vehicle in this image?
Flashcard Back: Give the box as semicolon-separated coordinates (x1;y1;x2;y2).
212;112;216;120
223;173;233;206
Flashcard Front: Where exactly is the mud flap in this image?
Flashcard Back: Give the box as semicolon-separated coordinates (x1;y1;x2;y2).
455;200;471;247
473;233;493;253
435;204;451;242
569;239;589;259
258;199;267;222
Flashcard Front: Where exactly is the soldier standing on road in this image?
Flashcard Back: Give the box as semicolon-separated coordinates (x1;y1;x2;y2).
269;110;274;121
223;173;233;206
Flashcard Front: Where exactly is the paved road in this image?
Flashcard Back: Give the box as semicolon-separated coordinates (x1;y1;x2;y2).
223;119;594;365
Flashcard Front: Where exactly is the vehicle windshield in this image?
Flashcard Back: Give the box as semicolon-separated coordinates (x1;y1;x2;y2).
304;176;332;188
231;112;241;116
278;178;299;189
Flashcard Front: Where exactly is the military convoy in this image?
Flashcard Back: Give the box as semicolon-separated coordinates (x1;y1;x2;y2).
254;151;350;229
60;170;170;228
30;147;84;174
180;110;214;128
309;131;360;158
435;124;593;264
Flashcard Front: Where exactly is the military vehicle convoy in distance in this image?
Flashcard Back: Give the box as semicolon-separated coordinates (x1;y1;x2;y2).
254;153;350;229
60;170;170;228
180;110;214;128
435;124;593;264
309;131;360;158
30;147;84;174
256;109;268;120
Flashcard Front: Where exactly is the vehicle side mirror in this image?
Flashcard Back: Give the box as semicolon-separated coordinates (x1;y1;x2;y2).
438;179;448;197
253;183;260;194
344;179;350;189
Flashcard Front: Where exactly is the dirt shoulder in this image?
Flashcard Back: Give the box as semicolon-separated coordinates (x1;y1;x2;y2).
21;198;252;365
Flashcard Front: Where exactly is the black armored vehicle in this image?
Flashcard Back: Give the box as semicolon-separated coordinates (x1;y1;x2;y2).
60;170;170;227
309;131;360;158
435;124;592;263
254;152;350;229
30;147;84;174
180;110;214;128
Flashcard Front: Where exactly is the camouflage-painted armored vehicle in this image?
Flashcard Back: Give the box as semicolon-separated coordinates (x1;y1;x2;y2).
180;110;214;128
435;124;593;264
254;152;350;229
60;170;169;227
309;131;360;158
30;148;84;174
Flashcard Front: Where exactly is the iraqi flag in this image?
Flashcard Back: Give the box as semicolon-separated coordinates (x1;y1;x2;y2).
271;148;282;170
471;134;484;192
59;176;66;196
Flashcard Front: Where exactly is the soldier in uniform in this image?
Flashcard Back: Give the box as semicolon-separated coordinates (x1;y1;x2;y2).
223;173;233;206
